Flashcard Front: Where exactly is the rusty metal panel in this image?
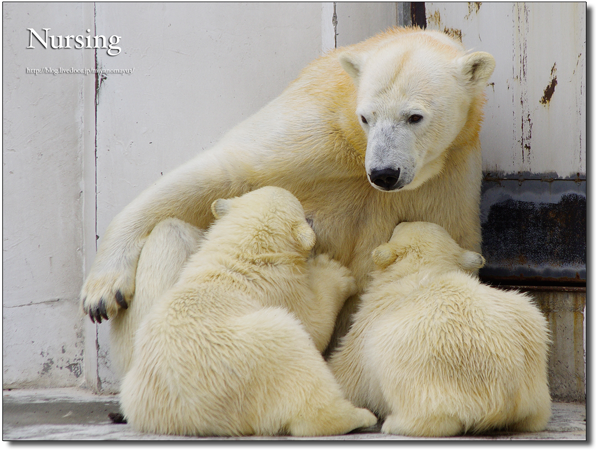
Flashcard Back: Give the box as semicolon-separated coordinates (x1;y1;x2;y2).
480;175;586;283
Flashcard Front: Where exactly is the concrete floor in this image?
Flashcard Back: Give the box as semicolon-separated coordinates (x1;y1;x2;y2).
2;387;586;441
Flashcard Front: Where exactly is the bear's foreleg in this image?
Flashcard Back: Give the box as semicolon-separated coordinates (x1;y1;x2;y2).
110;218;205;377
81;149;252;322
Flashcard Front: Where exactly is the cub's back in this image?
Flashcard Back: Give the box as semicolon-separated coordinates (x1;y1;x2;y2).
369;271;549;382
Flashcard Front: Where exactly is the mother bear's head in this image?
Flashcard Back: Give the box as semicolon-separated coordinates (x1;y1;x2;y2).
339;29;495;192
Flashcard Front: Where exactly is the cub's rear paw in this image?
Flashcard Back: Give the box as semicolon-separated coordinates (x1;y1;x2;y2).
108;412;127;424
81;272;134;323
352;407;378;431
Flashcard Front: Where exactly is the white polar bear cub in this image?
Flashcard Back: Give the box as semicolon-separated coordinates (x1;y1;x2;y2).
120;186;377;436
329;221;551;437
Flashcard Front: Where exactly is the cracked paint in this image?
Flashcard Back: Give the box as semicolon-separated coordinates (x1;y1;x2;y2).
466;2;482;19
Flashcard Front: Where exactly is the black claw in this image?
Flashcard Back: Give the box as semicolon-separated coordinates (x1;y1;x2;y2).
98;299;109;320
89;310;95;323
115;291;128;310
94;302;103;323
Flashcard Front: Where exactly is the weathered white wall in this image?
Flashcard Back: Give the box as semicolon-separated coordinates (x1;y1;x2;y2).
94;2;324;235
3;2;93;387
335;2;398;47
3;2;397;391
425;2;586;177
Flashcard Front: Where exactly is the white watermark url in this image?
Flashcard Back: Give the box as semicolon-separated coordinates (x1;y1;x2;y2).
26;67;134;76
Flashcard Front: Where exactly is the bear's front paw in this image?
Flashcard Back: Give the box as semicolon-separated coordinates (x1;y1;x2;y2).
80;271;134;323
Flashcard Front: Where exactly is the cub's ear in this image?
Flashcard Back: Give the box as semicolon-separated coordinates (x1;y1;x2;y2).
339;51;366;82
294;222;316;251
211;198;230;219
459;250;486;272
372;244;397;269
458;51;496;90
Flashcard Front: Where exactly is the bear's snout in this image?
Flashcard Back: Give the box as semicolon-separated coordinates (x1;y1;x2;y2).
369;168;401;191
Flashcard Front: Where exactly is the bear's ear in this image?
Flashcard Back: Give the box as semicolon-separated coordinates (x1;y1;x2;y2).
372;244;397;269
339;51;365;82
294;222;316;251
458;51;496;90
211;198;230;219
459;250;486;272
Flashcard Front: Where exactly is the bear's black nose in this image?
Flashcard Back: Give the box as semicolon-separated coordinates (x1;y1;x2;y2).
369;168;401;191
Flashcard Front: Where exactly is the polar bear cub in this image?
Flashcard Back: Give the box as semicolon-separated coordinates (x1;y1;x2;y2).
330;221;551;437
120;186;377;436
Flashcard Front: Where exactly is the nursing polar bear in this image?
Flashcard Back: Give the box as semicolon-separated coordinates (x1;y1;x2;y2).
329;222;552;437
120;187;377;436
81;27;495;355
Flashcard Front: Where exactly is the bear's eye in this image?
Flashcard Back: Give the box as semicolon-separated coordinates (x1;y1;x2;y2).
360;115;368;125
408;114;423;124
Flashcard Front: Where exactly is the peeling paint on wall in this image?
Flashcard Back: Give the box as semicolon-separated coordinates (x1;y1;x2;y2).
332;3;338;48
443;27;462;42
40;359;55;375
427;8;440;28
66;362;83;378
514;3;533;167
426;8;463;42
540;63;558;105
466;2;482;19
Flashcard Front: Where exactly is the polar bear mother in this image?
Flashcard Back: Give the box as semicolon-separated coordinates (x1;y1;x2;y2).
81;27;495;354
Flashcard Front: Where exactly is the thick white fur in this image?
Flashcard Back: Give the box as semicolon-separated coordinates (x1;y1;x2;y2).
119;187;377;436
329;222;551;437
109;218;205;376
81;27;495;355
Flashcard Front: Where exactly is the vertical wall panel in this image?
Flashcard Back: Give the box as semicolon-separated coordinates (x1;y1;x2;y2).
2;3;87;388
94;3;324;237
424;2;586;177
335;2;398;47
